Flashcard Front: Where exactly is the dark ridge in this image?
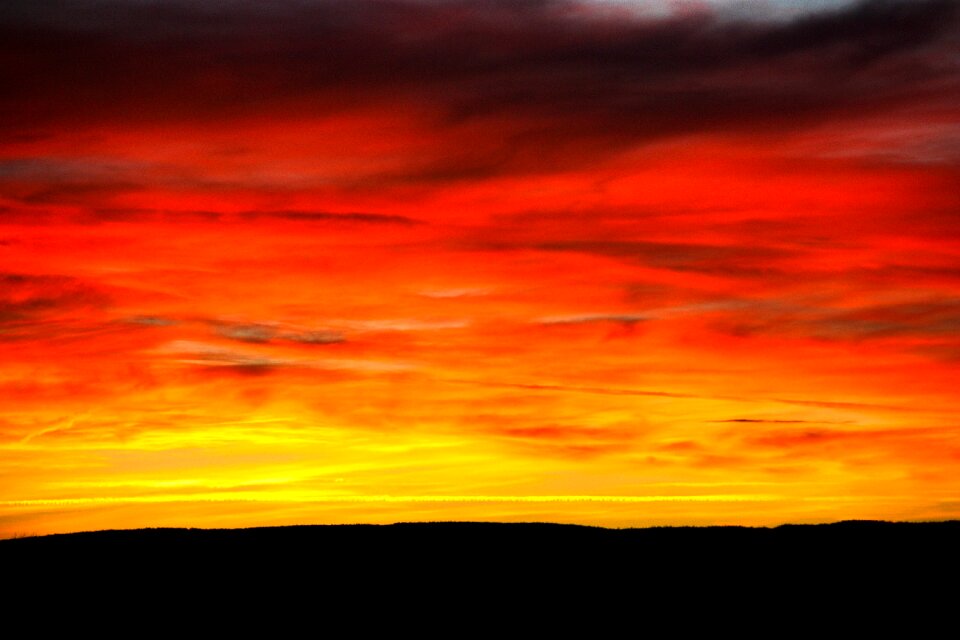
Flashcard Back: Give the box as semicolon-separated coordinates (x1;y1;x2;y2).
7;518;959;543
5;520;958;565
4;521;957;609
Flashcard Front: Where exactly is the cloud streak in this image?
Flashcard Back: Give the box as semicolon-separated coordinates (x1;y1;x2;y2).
213;322;346;345
0;272;111;341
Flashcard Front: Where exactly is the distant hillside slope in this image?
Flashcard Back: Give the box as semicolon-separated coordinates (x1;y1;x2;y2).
5;520;958;565
4;521;958;610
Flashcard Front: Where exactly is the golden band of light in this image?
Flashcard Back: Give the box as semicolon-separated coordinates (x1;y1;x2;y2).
2;494;784;507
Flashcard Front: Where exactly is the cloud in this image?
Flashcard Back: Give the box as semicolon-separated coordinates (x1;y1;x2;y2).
536;240;794;275
0;272;110;340
155;340;410;374
481;421;644;458
340;319;470;332
446;378;930;415
281;330;347;345
417;288;490;299
713;297;960;344
536;313;648;326
238;210;421;225
913;341;960;363
447;379;698;400
1;206;422;226
157;340;291;374
2;0;956;177
459;233;798;277
125;315;179;327
0;158;146;205
215;324;276;344
713;418;843;424
808;299;960;339
214;321;346;345
739;425;960;460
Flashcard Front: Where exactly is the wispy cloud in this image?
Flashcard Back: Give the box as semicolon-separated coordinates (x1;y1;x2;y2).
536;313;648;326
417;288;490;299
237;210;421;225
154;340;411;374
213;322;345;345
338;319;470;332
0;272;110;340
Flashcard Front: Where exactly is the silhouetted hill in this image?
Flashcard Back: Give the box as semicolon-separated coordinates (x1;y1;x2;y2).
5;520;958;569
5;521;957;610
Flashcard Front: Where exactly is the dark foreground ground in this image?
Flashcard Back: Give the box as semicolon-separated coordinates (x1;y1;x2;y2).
5;519;958;572
4;520;957;614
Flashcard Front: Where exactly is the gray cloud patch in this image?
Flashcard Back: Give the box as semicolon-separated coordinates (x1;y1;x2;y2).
537;313;648;326
213;321;345;345
126;315;178;327
156;339;407;375
158;340;293;374
283;330;346;345
0;157;144;181
717;297;960;342
0;158;147;205
216;323;276;343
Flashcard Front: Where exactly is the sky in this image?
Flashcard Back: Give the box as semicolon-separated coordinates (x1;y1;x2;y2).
1;0;959;536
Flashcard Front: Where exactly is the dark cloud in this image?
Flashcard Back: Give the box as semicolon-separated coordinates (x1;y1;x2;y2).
913;341;960;363
0;273;108;322
125;315;178;327
536;240;794;275
2;0;957;176
282;330;347;345
92;209;420;225
0;272;109;340
809;299;960;339
0;158;141;181
21;207;421;226
213;321;346;345
537;313;648;326
237;210;421;225
0;158;145;205
1;200;423;225
716;297;960;342
215;323;276;344
88;209;225;224
161;340;292;374
457;229;798;277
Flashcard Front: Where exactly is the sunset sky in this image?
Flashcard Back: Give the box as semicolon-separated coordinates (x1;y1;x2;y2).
2;0;959;536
